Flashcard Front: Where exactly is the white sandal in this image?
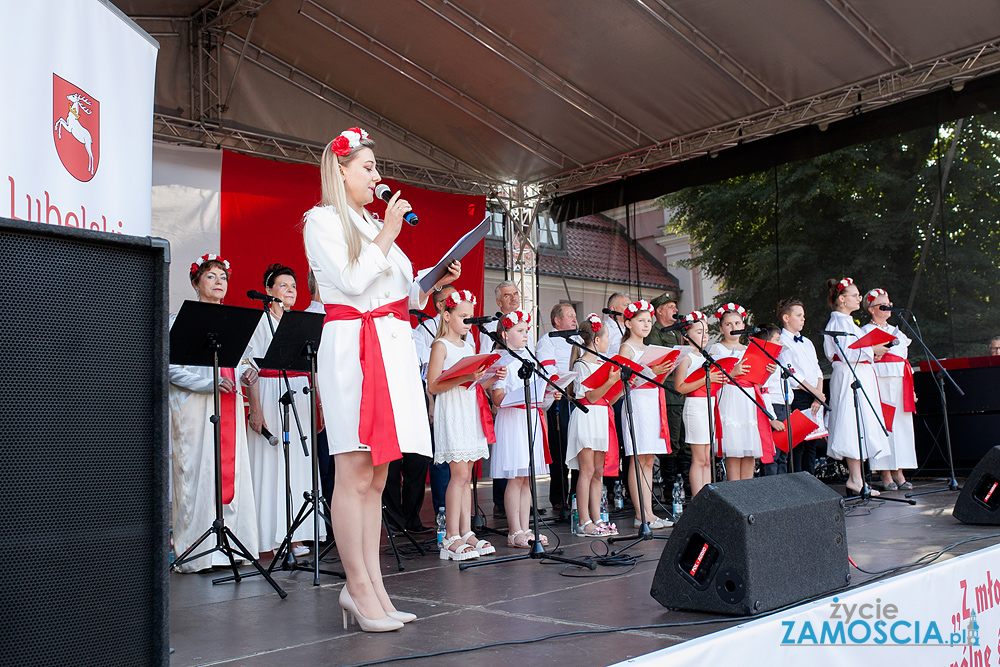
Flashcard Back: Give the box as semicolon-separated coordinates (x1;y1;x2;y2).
577;519;609;538
462;531;495;555
507;530;530;549
439;535;479;561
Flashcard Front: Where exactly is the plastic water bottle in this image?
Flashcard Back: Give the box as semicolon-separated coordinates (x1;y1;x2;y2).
672;475;684;519
435;507;446;546
570;494;578;534
613;480;624;511
600;487;609;525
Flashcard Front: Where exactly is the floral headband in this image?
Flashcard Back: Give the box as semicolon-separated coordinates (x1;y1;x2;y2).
444;289;477;310
501;309;531;329
836;277;854;292
623;300;654;319
864;288;887;305
714;302;747;320
682;310;707;325
190;253;230;275
583;313;602;332
330;127;370;156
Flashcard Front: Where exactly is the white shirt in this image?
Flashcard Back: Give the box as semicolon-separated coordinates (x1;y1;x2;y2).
414;314;442;368
604;316;625;354
535;332;578;375
478;317;535;354
778;328;823;392
305;300;325;314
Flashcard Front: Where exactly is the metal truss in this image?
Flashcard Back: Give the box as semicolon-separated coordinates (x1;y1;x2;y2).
152;113;497;195
490;183;542;330
537;38;1000;196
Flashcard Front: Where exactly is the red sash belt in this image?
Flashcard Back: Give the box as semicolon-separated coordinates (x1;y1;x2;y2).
712;383;774;464
324;298;409;466
878;353;916;413
580;398;620;477
475;384;496;444
510;405;551;464
258;369;311;379
220;367;237;504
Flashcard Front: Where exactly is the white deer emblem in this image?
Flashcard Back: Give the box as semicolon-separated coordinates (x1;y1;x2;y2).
54;93;95;174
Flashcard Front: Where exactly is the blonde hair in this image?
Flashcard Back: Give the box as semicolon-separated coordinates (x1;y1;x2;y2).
318;136;377;264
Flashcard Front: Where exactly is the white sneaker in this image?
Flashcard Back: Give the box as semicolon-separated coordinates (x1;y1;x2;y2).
648;517;674;529
291;544;310;557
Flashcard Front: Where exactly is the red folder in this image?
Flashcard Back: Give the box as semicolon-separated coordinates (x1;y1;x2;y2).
683;356;738;385
774;409;818;452
881;402;896;432
739;340;782;385
582;355;644;396
438;353;501;385
849;328;896;350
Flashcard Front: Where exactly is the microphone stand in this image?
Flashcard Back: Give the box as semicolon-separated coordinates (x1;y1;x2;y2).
829;334;914;506
460;328;594;573
559;341;674;552
888;311;964;498
745;337;830;473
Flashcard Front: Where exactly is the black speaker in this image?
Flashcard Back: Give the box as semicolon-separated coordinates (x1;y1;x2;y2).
650;472;849;615
953;445;1000;525
0;217;169;666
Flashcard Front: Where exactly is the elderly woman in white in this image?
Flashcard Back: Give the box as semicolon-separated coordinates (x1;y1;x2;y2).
303;128;459;633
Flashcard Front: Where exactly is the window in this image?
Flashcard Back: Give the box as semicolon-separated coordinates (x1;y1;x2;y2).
536;210;563;249
487;207;505;240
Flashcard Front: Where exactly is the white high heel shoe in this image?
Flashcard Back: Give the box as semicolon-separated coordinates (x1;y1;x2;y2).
340;587;403;633
386;610;417;623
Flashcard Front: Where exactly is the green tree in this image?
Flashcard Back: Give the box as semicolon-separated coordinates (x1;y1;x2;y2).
659;113;1000;362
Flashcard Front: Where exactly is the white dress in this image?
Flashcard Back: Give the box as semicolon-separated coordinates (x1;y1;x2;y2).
620;342;669;456
862;323;918;471
709;343;763;458
681;351;716;445
491;356;549;478
303;205;432;460
432;338;490;464
168;310;259;573
823;311;888;461
246;311;325;552
566;359;612;470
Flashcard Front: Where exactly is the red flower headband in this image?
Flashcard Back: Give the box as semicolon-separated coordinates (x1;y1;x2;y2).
864;288;887;305
623;300;654;319
501;309;531;329
583;312;602;332
190;253;231;275
836;277;854;292
714;302;747;320
682;310;707;325
444;289;477;310
330;127;370;156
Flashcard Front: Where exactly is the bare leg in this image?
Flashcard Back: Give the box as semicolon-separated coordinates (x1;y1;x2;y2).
332;451;387;620
445;461;471;538
590;451;606;523
893;469;908;486
846;458;879;496
577;448;595;527
638;454;657;520
626;456;643;522
690;444;711;497
724;456;741;481
740;457;755;480
504;476;525;536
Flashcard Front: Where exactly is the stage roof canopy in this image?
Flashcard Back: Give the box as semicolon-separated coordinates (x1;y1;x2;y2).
122;1;1000;207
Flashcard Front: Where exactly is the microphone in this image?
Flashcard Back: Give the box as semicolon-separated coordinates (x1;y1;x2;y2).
878;305;908;313
409;309;433;321
659;322;687;334
673;312;682;320
730;326;764;336
247;289;280;303
547;329;585;338
260;426;279;447
822;330;850;337
465;315;497;326
602;308;622;317
886;338;899;348
374;184;419;225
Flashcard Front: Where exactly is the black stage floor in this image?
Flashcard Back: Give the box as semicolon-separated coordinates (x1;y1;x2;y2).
169;478;1000;667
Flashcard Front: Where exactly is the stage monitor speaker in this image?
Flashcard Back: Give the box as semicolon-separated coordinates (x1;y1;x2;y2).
0;217;169;666
953;445;1000;525
650;473;849;616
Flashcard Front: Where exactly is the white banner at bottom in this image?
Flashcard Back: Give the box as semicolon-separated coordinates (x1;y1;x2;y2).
618;542;1000;666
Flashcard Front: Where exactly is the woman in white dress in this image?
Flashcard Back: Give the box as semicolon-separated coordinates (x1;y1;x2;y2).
246;263;324;558
823;278;890;496
168;254;259;572
862;288;918;490
303;128;460;632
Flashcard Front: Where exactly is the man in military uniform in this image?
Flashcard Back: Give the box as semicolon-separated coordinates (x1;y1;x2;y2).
643;290;690;498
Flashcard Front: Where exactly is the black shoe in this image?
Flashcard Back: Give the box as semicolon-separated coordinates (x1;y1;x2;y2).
493;509;506;519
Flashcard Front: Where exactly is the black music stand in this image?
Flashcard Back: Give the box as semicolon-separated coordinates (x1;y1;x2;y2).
169;301;286;598
214;310;345;586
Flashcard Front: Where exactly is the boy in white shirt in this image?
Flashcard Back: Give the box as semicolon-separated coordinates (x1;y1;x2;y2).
776;299;826;474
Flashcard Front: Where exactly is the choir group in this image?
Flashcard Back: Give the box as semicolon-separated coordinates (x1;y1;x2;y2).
167;126;917;633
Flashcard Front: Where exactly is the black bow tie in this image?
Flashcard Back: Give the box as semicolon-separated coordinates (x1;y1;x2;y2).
793;335;804;343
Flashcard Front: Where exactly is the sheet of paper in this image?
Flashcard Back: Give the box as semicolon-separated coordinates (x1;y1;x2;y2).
500;376;547;408
417;215;491;293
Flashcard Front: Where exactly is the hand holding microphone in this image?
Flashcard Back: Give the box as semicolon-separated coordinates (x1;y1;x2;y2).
374;184;419;226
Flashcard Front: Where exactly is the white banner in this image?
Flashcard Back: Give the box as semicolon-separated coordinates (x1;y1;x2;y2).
617;542;1000;666
0;0;157;236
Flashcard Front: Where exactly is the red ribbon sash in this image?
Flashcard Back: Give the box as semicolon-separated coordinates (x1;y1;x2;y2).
475;384;496;443
324;298;409;466
220;367;237;504
636;384;672;452
878;353;916;413
580;398;620;478
510;405;551;465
